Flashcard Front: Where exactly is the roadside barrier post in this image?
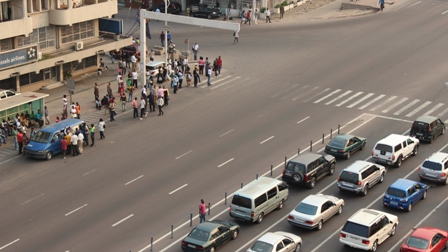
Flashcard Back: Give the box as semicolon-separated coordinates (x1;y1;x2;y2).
208;203;211;215
322;134;324;144
338;124;340;134
171;225;174;239
271;165;273;176
284;156;287;167
310;140;313;151
241;183;243;188
190;213;192;226
298;148;300;155
256;174;258;180
150;237;153;251
330;129;333;139
225;192;227;205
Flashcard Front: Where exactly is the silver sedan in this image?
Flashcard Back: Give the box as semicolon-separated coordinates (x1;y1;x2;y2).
287;194;344;230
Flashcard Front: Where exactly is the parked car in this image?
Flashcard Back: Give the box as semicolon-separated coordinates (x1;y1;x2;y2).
383;178;427;212
418;152;448;185
0;89;19;99
340;208;398;251
282;153;336;189
324;134;366;159
145;60;165;77
400;227;448;252
181;219;239;252
247;231;302;252
410;115;445;143
287;194;344;230
148;2;182;14
371;134;419;167
190;4;221;19
337;160;386;196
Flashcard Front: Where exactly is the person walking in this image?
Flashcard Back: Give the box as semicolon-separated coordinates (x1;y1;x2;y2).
132;97;139;118
157;96;164;116
128;85;134;102
44;106;50;125
245;10;251;25
205;57;210;76
61;136;68;159
148;91;155;112
109;98;116;122
12;126;18;150
172;73;178;94
77;130;84;154
234;30;239;44
280;5;284;19
192;42;199;61
82;123;89;146
17;130;23;155
207;67;212;86
193;68;200;87
240;10;246;24
107;82;113;97
254;9;259;24
132;69;138;88
177;71;183;89
71;133;79;156
199;199;207;223
21;132;29;156
265;8;271;23
140;97;146;120
62;95;68;118
159;31;165;47
198;57;205;75
94;83;99;101
75;102;81;119
120;92;127;111
89;124;95;147
167;31;172;44
213;58;219;77
98;118;105;139
163;86;169;106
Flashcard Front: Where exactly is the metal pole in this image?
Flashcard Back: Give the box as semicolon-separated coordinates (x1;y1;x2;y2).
310;140;312;151
241;183;243;188
150;237;153;251
208;203;211;215
256;174;258;180
190;213;192;226
284;156;287;167
171;225;173;238
298;148;300;155
165;0;168;64
225;192;227;205
330;129;333;139
322;134;324;144
338;124;340;134
140;8;146;89
270;165;273;176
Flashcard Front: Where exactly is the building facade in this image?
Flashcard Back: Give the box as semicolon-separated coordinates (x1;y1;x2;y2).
0;0;132;92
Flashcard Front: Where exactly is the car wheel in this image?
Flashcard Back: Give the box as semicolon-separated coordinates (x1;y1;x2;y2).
360;142;366;150
317;220;323;230
412;146;418;156
407;203;412;212
430;136;434;144
277;200;284;210
328;163;336;175
379;172;385;183
294;243;301;252
362;185;368;196
257;213;264;224
371;240;378;251
346;152;351;159
395;156;402;167
231;230;238;240
423;190;427;199
442;127;445;135
293;172;304;183
338;205;343;215
390;224;396;236
45;151;53;160
308;177;316;189
210;247;215;252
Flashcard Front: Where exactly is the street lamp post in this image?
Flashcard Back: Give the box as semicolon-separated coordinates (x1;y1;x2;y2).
165;0;168;64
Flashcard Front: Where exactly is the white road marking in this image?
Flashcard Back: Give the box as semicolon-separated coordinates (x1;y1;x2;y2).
210;77;241;90
20;194;44;205
124;175;144;185
217;158;234;167
0;155;21;165
219;129;234;137
442;9;448;14
382;97;409;113
272;84;300;98
424;103;444;116
175;150;192;159
260;136;274;144
335;91;363;107
0;239;20;250
325;90;353;105
304;88;330;102
346;93;374;108
393;99;420;115
198;76;230;88
291;85;309;101
406;101;431;117
437;107;448;118
358;94;385;110
169;184;188;195
314;89;341;103
297;116;310;124
370;96;397;111
408;0;421;7
65;204;88;216
365;113;413;123
111;214;134;227
83;169;96;176
258;111;269;118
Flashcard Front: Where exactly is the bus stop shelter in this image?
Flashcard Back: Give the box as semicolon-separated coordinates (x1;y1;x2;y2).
0;92;49;122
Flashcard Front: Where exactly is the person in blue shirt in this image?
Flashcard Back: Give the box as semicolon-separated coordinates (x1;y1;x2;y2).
167;31;172;44
35;109;44;128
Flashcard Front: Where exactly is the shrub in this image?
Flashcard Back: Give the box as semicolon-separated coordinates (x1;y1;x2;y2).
260;7;266;13
274;3;281;8
281;0;288;6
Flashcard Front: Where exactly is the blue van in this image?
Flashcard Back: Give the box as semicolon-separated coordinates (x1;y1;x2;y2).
25;119;84;160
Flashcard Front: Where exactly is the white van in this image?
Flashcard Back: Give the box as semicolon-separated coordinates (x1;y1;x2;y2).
229;177;289;224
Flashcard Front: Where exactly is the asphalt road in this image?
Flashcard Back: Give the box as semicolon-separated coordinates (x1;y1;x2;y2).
2;0;448;251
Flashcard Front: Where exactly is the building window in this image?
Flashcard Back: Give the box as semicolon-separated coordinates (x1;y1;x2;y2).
61;20;95;44
27;0;49;13
19;71;44;86
84;55;97;68
0;38;14;52
18;27;55;50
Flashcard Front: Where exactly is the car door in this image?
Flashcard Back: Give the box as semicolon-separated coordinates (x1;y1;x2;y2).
281;238;295;252
379;216;392;243
368;166;381;185
431;233;446;251
347;137;358;153
316;157;327;178
217;226;231;245
436;119;444;136
210;229;223;248
266;187;278;213
407;187;417;205
321;201;335;221
413;184;424;201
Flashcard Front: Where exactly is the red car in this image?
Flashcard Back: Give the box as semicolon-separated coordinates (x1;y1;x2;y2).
400;227;448;252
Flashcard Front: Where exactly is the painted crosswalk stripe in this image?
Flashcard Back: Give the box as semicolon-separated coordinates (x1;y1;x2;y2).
424;103;444;116
335;92;363;107
210;77;241;90
406;101;432;117
314;89;341;104
200;76;233;88
347;93;374;108
437;107;448;118
382;97;408;113
325;90;353;105
358;94;385;110
370;96;397;111
304;87;330;102
393;99;420;115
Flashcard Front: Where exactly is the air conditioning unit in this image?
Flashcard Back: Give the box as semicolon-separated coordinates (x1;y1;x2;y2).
75;41;84;51
37;52;42;60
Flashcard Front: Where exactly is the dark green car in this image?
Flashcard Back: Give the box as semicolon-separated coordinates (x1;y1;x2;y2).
324;134;366;159
181;220;240;252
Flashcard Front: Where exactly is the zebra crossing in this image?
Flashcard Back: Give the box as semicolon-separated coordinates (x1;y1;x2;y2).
306;87;448;119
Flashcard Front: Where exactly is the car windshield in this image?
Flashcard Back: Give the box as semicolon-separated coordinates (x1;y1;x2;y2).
405;236;429;249
295;202;317;215
386;187;406;198
231;195;251;209
339;171;358;184
412;122;429;132
328;138;347;148
342;221;369;238
31;131;52;143
250;241;274;252
188;228;210;242
422;160;442;171
375;144;392;153
285;162;306;173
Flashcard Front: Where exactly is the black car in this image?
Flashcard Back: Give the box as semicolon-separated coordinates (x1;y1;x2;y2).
190;4;221;19
282;153;336;188
410;115;445;143
148;2;182;14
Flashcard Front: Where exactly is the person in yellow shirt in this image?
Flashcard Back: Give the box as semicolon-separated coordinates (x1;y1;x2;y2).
64;131;72;155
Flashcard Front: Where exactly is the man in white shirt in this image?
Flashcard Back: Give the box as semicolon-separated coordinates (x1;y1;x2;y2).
132;70;138;88
131;54;137;70
71;133;79;156
192;43;199;60
182;57;188;73
265;8;271;23
98;118;105;139
140;97;146;120
77;131;84;153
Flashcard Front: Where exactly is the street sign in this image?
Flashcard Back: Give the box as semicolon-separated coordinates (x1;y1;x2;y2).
67;79;75;90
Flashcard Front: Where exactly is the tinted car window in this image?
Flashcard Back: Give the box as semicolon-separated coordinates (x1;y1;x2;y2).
375;144;392;152
278;183;288;192
254;194;267;207
32;131;52;143
342;221;369;238
339;171;359;183
250;241;274;252
267;188;277;199
386;187;406;198
412;121;429;131
406;236;429;249
232;195;251;208
328;138;347;148
370;221;382;236
188;228;210;241
285;162;306;173
394;144;402;152
422;160;443;171
294;202;317;215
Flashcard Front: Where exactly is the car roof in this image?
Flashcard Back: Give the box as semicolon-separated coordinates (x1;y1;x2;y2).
414;115;438;124
257;232;285;244
146;60;165;67
39;119;84;133
410;227;441;240
236;177;283;197
376;134;411;145
289;153;322;165
302;194;334;205
425;152;448;163
348;208;384;225
332;134;354;140
342;160;374;173
389;178;417;190
195;222;220;232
